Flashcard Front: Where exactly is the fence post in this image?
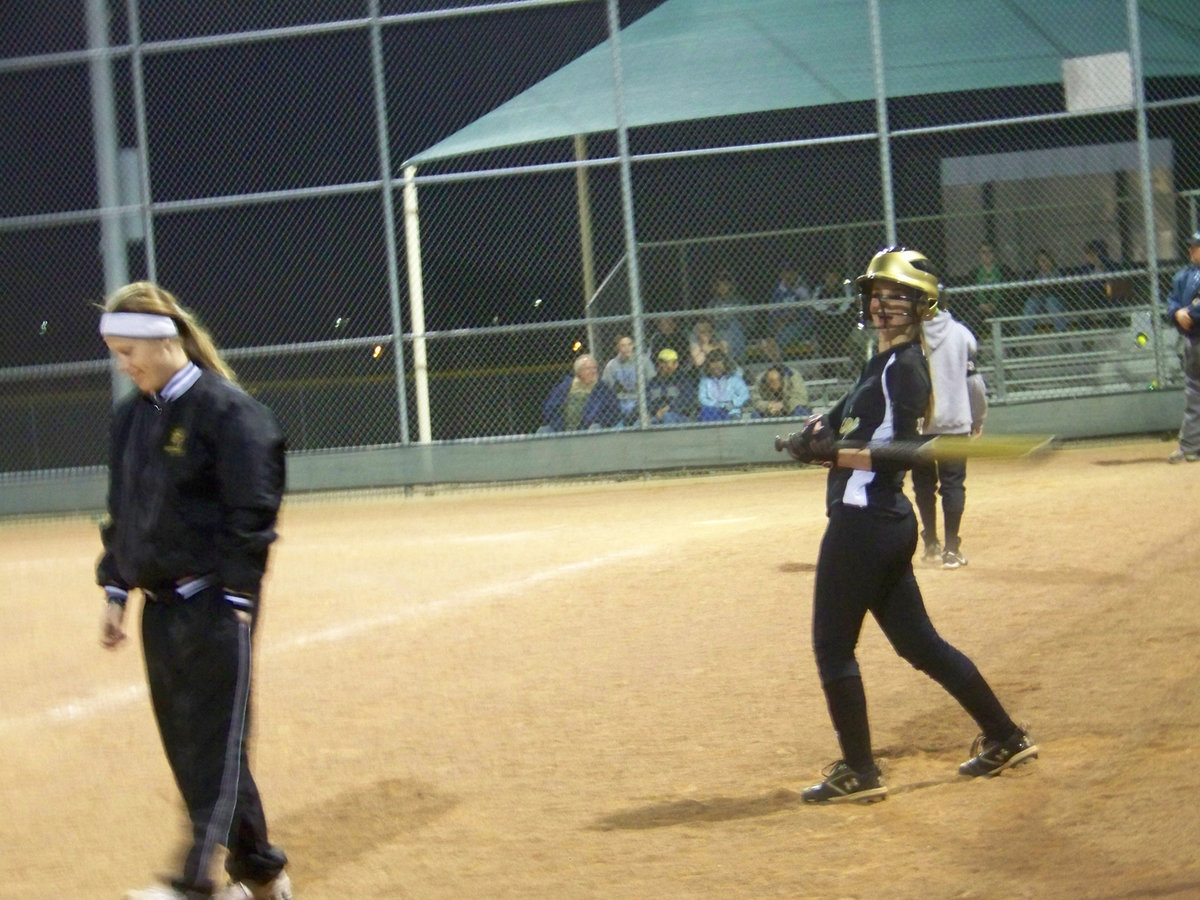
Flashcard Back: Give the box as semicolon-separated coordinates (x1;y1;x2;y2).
1126;0;1165;389
368;0;413;445
86;0;129;406
124;0;156;281
575;134;596;313
403;167;431;444
989;319;1007;400
605;0;649;427
868;0;897;247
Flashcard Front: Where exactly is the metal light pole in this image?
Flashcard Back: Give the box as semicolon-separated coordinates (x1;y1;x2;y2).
86;0;129;403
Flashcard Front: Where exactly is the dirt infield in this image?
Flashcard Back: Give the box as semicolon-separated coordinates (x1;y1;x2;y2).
2;436;1198;899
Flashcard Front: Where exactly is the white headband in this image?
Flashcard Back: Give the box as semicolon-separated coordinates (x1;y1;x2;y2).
99;312;179;339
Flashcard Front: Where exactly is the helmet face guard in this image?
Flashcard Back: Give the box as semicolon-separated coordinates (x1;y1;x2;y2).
855;247;941;328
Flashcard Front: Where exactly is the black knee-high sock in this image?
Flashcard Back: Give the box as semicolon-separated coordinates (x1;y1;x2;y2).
943;505;964;553
823;676;874;773
944;669;1017;741
916;505;938;545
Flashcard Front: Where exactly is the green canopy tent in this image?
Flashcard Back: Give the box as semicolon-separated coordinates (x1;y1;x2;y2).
397;0;1199;438
409;0;1197;166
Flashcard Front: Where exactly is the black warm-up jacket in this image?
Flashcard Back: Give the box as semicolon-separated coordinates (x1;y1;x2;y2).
97;367;285;604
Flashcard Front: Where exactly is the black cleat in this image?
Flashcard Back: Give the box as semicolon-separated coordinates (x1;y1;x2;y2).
801;760;888;803
941;549;968;569
959;728;1038;777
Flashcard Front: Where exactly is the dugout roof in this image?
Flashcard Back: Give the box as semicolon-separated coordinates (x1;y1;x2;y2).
406;0;1199;166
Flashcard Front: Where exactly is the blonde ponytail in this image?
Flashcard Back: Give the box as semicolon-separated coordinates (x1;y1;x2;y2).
104;281;237;383
918;326;935;429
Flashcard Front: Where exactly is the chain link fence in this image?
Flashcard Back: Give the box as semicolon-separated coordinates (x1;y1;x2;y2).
2;0;1198;477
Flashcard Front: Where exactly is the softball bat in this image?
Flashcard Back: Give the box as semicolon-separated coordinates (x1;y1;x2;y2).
775;433;1056;464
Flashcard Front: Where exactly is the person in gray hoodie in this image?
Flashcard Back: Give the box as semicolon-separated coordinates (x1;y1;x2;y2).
913;304;987;569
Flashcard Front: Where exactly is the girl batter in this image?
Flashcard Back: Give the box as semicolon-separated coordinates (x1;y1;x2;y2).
788;248;1036;803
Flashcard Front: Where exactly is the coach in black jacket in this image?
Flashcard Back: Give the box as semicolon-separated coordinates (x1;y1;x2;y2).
97;282;293;900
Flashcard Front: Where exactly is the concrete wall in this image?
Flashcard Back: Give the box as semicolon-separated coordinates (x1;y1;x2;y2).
0;388;1183;518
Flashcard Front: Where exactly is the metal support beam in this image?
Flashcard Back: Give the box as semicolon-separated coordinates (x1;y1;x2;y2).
86;0;129;404
368;0;413;444
868;0;896;246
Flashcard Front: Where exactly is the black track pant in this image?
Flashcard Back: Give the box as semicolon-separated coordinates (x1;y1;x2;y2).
141;586;286;895
811;505;1014;770
911;453;967;553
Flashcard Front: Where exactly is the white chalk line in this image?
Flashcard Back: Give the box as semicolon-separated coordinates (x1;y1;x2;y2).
279;547;645;651
277;526;567;552
0;554;98;573
0;545;654;734
1;529;567;577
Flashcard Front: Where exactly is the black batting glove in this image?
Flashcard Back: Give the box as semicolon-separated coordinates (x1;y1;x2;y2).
783;415;836;464
802;414;837;463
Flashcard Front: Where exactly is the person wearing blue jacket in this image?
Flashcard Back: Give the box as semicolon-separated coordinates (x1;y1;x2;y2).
539;353;621;432
1166;231;1200;463
696;348;749;421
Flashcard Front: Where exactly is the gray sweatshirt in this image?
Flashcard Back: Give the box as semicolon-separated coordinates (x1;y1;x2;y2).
921;311;987;435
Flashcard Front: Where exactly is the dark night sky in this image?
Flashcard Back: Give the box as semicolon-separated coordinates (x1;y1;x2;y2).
0;0;670;367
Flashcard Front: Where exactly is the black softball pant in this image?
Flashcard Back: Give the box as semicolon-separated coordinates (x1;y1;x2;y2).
911;454;967;552
812;505;1014;741
141;586;286;895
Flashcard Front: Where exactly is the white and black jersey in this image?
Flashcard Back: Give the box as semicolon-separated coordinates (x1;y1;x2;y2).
824;339;929;517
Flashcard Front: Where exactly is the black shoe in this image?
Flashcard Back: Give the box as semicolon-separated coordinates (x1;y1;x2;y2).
921;541;942;564
941;549;968;569
801;760;888;803
958;728;1038;777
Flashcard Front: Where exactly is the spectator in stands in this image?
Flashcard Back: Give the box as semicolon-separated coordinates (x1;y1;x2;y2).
538;353;621;433
756;261;814;362
602;334;653;424
1084;238;1114;272
1075;238;1115;311
648;314;689;366
1019;249;1067;336
963;242;1014;339
811;265;858;377
646;348;698;425
689;314;730;371
704;270;748;363
696;347;750;422
750;364;811;419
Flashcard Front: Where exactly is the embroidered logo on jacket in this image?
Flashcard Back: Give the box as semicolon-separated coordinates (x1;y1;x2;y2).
839;416;859;437
164;427;187;457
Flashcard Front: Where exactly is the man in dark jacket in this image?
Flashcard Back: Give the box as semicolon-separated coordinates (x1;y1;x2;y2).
1166;231;1200;463
538;353;621;432
645;348;698;425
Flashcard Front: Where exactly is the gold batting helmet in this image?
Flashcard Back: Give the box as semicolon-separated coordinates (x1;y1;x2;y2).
855;247;941;323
